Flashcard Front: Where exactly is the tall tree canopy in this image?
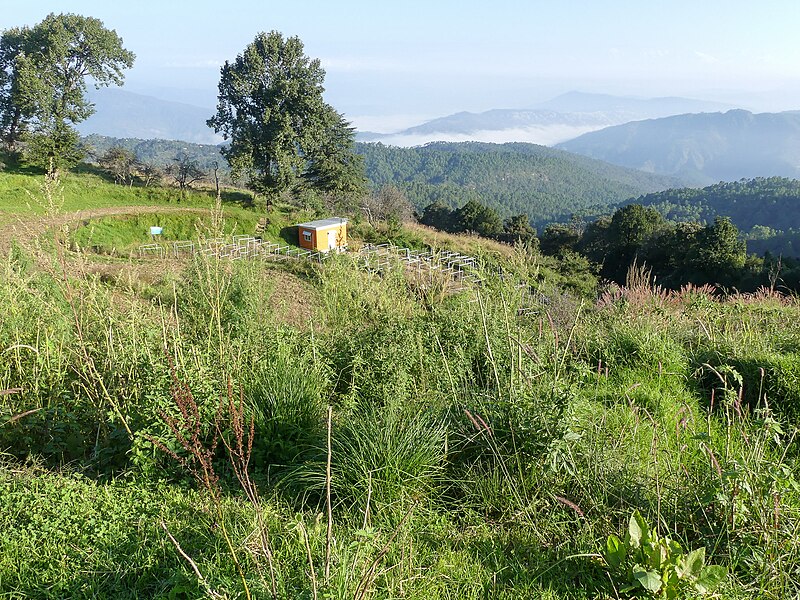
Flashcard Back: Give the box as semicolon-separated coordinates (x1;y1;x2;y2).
208;31;365;203
0;27;29;148
0;13;134;174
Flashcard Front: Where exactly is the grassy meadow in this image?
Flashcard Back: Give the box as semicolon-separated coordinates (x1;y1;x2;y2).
2;167;800;599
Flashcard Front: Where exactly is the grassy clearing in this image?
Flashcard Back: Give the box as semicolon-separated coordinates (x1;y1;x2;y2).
2;170;800;598
0;169;223;215
71;212;262;254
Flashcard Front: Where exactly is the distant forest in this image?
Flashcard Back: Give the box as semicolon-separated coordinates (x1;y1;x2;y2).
357;141;678;227
628;177;800;256
82;136;678;226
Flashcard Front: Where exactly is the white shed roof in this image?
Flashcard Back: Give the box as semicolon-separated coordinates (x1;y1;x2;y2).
296;218;348;230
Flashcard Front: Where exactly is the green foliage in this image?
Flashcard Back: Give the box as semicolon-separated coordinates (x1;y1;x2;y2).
290;404;447;514
456;199;503;237
244;340;327;466
358;141;676;228
603;510;726;598
208;31;365;201
0;27;28;147
420;198;540;246
23;120;86;176
0;13;134;171
603;204;667;280
556;203;752;289
688;216;747;285
502;213;537;245
541;222;581;255
7;187;800;598
631;177;800;257
97;145;139;185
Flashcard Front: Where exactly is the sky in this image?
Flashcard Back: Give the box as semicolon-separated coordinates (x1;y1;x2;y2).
4;0;800;132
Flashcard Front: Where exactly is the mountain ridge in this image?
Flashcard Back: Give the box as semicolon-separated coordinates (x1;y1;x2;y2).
77;88;221;145
557;109;800;184
356;140;681;227
356;93;734;147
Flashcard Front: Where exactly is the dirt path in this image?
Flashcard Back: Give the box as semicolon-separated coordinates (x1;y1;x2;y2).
0;205;208;254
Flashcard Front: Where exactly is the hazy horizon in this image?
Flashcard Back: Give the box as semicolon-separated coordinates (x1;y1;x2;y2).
6;0;800;138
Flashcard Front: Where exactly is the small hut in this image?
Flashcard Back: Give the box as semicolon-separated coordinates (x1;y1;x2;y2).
296;218;348;252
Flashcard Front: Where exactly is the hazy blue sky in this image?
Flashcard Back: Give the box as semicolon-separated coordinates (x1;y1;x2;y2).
5;0;800;129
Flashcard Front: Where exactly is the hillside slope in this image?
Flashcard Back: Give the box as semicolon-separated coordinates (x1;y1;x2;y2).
358;141;681;227
627;177;800;256
77;88;220;144
557;110;800;185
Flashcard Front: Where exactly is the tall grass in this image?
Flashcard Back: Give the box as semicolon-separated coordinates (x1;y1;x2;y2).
4;216;800;598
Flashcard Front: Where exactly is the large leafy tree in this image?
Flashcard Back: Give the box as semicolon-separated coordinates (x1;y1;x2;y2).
0;13;134;174
688;216;746;286
0;27;30;148
208;30;365;203
455;199;503;237
603;204;667;280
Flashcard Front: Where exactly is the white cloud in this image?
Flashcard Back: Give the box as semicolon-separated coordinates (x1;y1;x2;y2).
348;114;437;133
366;124;609;148
694;51;720;65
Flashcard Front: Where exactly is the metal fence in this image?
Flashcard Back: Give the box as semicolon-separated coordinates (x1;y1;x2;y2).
358;243;482;290
138;237;330;264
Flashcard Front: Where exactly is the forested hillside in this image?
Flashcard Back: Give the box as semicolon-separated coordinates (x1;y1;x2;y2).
357;141;680;226
629;177;800;256
82;136;680;227
630;177;800;229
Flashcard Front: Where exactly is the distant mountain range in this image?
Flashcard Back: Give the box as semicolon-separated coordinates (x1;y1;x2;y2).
77;88;220;145
77;88;800;204
557;109;800;185
78;88;734;149
356;92;733;146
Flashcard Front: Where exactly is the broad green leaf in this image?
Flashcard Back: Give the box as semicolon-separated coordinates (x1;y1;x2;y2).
666;583;679;600
679;547;705;579
665;569;680;591
667;539;683;561
647;542;664;570
628;510;647;549
695;565;726;593
632;565;662;593
605;534;626;569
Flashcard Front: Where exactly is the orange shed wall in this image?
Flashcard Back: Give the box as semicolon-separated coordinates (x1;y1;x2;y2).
298;228;316;251
298;224;347;252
